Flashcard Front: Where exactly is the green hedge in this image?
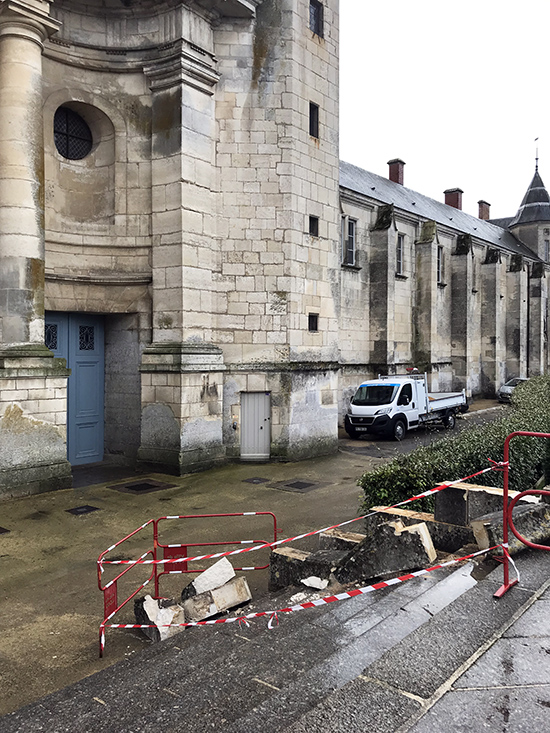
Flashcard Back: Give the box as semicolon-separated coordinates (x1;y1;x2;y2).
359;375;550;512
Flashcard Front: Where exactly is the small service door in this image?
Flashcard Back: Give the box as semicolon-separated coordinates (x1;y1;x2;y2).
240;392;271;461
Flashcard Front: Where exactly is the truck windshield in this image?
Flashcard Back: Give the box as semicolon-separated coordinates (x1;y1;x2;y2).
352;384;397;406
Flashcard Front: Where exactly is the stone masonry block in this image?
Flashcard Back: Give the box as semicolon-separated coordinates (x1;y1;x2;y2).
182;576;252;622
471;502;550;555
269;547;348;591
434;482;536;527
134;595;186;643
368;506;474;553
318;528;366;552
336;521;437;585
181;557;235;601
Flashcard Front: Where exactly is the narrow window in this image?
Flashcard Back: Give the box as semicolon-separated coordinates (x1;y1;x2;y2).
308;313;319;332
309;215;319;237
309;0;324;37
437;245;444;284
341;216;356;266
396;234;404;275
545;239;549;261
309;102;319;138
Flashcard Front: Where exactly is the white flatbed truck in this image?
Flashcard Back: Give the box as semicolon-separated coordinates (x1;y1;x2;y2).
344;373;468;441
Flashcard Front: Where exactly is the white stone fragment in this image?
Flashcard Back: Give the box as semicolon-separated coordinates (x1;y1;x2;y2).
300;576;329;590
141;595;186;641
192;557;236;595
183;576;252;623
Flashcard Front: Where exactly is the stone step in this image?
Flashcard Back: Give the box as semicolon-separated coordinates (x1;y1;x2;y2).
0;560;480;733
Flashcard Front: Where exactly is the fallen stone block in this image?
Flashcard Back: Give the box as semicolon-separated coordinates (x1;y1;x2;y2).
471;502;550;555
367;506;474;553
336;520;437;584
181;556;236;602
269;547;348;591
134;595;186;642
434;482;538;527
182;576;252;622
319;528;366;551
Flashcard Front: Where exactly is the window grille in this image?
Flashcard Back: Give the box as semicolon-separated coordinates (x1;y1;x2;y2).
45;323;58;351
79;325;95;351
54;107;93;160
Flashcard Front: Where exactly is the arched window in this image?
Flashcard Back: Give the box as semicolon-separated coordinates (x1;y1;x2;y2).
53;106;93;160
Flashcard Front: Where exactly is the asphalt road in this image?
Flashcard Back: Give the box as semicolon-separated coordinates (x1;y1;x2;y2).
339;402;506;460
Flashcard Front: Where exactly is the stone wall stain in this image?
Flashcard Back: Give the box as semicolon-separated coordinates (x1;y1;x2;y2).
252;0;282;87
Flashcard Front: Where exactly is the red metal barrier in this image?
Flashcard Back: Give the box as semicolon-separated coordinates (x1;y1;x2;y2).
97;520;156;627
98;511;278;656
494;431;550;598
153;512;277;597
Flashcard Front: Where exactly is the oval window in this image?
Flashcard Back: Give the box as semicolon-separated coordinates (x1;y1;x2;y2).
53;106;93;160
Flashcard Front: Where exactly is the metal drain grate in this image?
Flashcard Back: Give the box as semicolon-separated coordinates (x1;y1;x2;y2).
268;479;326;494
66;505;101;516
285;481;315;490
0;526;10;534
242;477;270;484
108;479;177;495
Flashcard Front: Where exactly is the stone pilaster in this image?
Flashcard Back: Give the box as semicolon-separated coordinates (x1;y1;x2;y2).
450;234;474;391
139;46;227;474
528;263;547;376
0;1;70;498
505;256;528;380
413;221;438;371
480;248;506;396
0;0;59;346
369;205;395;367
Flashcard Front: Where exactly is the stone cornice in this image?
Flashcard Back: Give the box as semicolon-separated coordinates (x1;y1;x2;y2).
144;44;219;94
45;272;152;285
0;0;61;40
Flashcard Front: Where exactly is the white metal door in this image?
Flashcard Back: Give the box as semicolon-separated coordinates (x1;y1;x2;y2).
240;392;271;461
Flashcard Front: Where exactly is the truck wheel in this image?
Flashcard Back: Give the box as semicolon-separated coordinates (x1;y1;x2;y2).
392;419;406;441
443;412;456;429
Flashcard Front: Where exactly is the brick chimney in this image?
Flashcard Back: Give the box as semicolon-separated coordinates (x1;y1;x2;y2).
478;200;491;220
444;188;463;210
388;158;405;185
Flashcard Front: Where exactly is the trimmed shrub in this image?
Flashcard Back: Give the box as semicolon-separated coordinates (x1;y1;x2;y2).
359;375;550;512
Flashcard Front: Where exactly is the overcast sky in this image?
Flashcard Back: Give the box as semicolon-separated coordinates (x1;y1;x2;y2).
339;0;550;219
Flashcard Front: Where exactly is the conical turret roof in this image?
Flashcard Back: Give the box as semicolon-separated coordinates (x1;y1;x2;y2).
509;169;550;226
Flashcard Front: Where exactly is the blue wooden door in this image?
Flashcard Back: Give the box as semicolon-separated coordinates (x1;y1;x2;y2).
45;312;104;465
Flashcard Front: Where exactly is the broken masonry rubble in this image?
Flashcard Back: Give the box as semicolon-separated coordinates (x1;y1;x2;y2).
134;557;251;641
268;480;550;592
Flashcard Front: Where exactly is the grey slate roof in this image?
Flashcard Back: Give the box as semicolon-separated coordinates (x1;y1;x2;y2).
509;170;550;226
340;161;539;260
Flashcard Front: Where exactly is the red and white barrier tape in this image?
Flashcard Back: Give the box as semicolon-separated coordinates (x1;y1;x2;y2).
100;543;503;651
100;463;504;571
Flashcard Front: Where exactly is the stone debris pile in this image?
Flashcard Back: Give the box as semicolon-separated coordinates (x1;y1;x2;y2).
134;557;252;641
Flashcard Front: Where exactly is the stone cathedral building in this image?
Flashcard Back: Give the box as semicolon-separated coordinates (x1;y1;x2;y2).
0;0;548;498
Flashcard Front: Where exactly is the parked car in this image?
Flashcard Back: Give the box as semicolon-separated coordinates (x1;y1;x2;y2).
497;377;529;403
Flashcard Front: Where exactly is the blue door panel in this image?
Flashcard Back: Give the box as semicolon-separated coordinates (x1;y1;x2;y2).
45;312;104;465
